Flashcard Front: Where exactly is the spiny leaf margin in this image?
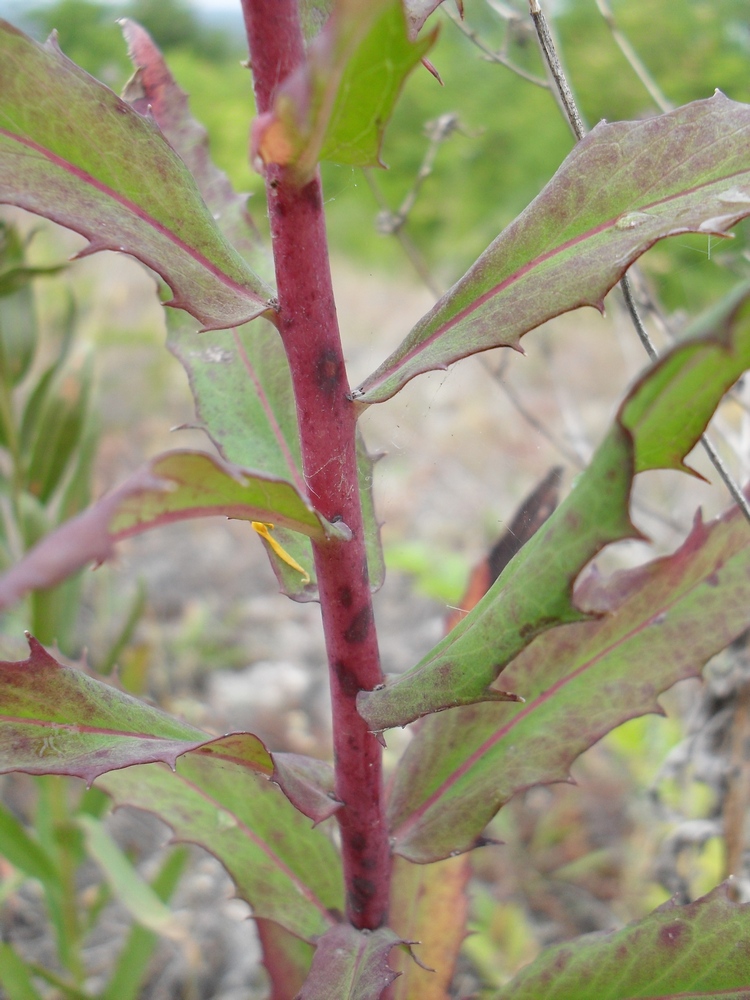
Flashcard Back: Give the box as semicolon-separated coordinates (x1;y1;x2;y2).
385;497;750;861
0;450;350;611
358;301;750;731
353;91;750;404
0;19;272;330
490;883;750;1000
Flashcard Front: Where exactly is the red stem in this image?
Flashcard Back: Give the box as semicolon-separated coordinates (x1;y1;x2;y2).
241;0;390;929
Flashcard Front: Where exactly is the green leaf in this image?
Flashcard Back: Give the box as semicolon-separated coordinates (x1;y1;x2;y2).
167;317;304;487
0;944;45;1000
272;752;342;824
384;492;750;862
0;638;341;868
0;639;342;938
253;0;435;184
107;451;342;540
100;846;188;1000
0;222;41;387
297;924;400;999
119;19;272;281
0;636;274;783
388;854;470;1000
0;799;61;890
77;814;186;940
358;307;750;731
24;354;92;504
0;20;272;330
490;883;750;1000
256;919;315;999
353;92;750;404
98;755;344;943
0;450;350;611
167;315;384;600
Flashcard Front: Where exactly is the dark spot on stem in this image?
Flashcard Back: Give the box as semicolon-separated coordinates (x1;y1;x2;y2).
349;876;376;912
302;181;322;211
349;832;366;852
345;606;373;644
339;585;353;609
333;659;359;698
315;347;341;396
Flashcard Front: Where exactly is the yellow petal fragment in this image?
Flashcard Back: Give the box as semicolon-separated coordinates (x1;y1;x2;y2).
251;521;311;584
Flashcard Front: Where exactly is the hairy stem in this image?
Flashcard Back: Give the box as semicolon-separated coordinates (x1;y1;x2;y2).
240;0;390;929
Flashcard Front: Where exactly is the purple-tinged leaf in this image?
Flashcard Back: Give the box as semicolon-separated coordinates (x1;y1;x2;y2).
252;0;435;184
99;755;343;942
0;20;272;330
0;638;343;938
297;924;400;1000
119;19;271;280
353;92;750;404
0;636;273;783
0;450;350;610
358;306;750;731
491;883;750;1000
386;498;750;862
388;854;470;999
403;0;460;40
272;753;342;824
256;919;315;999
168;314;385;600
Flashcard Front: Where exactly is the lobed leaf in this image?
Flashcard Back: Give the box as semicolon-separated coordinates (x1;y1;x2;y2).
99;755;343;943
0;450;349;611
297;924;400;999
353;92;750;404
490;883;750;1000
385;495;750;862
0;20;272;330
0;636;273;783
358;306;750;731
0;635;333;812
252;0;435;184
0;639;343;940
